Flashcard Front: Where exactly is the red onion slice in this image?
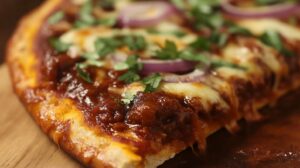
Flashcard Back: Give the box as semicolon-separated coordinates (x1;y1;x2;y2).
118;1;178;27
221;1;300;19
163;69;206;83
140;59;197;76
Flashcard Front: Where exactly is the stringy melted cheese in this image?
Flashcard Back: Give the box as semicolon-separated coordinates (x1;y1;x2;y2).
60;15;300;128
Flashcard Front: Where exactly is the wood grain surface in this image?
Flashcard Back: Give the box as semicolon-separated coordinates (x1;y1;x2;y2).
0;65;83;168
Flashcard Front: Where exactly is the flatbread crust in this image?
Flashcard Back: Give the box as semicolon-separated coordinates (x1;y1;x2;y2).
6;0;300;168
6;0;181;167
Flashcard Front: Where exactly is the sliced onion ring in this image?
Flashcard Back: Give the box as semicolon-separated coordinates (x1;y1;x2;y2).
118;1;178;27
140;59;197;76
221;0;300;19
163;69;206;83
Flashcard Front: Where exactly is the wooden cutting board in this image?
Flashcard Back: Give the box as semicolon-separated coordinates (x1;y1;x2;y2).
0;65;83;168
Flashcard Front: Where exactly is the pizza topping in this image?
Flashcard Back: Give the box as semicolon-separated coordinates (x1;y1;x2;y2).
142;73;162;93
49;37;71;53
34;0;300;156
140;59;197;76
48;11;65;25
259;30;294;56
117;1;179;28
74;0;96;28
222;0;300;19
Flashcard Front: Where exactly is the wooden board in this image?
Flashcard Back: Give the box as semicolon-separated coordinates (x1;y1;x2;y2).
0;65;83;168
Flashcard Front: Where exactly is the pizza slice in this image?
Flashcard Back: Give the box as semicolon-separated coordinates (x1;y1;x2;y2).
6;0;300;167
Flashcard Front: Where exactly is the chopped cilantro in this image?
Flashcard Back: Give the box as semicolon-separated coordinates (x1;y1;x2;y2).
49;38;71;53
114;62;129;71
95;38;122;57
118;70;141;84
98;0;115;9
191;5;224;30
190;37;211;51
211;60;247;70
260;30;294;56
143;73;162;93
85;59;104;67
146;28;186;37
97;17;117;27
116;55;143;84
189;32;228;51
227;24;252;36
126;55;143;71
155;40;180;60
179;50;210;64
76;63;93;83
74;0;96;28
48;11;64;25
82;52;100;60
114;55;143;71
255;0;296;5
121;91;135;105
123;35;147;51
172;30;187;37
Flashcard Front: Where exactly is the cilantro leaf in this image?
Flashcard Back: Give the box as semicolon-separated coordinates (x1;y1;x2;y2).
260;30;294;57
95;38;122;57
227;24;252;36
76;63;93;83
49;38;71;53
123;35;147;51
114;55;143;71
97;17;117;27
116;55;143;84
179;50;210;64
121;91;136;105
190;37;211;51
118;71;141;84
114;62;129;71
98;0;115;10
155;40;180;60
143;73;162;93
74;0;96;28
211;60;247;70
48;11;64;25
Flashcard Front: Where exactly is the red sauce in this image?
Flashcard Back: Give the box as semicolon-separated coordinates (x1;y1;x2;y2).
161;90;300;167
32;0;300;157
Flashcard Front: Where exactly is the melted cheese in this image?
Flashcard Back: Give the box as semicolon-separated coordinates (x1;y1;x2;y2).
239;19;300;40
160;83;229;111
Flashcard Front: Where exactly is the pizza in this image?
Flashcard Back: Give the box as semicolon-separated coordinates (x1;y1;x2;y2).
6;0;300;167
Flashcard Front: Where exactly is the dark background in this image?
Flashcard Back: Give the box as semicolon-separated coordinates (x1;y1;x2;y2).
0;0;43;64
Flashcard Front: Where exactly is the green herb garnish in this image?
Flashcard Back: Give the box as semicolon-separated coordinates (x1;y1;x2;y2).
255;0;297;5
121;91;136;105
117;55;143;83
118;70;141;83
179;50;210;63
123;35;147;51
143;73;162;93
74;0;96;28
49;38;71;53
97;17;117;27
211;60;247;70
260;30;294;56
76;63;93;83
95;38;122;57
155;40;180;60
48;11;64;25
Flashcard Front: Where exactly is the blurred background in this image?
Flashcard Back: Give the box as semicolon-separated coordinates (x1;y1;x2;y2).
0;0;42;64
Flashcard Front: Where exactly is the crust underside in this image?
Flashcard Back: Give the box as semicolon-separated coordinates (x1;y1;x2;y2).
6;0;300;168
